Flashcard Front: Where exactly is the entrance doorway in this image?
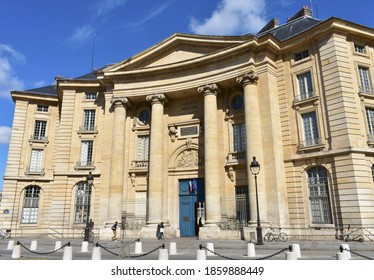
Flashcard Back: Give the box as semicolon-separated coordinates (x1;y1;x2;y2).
179;178;205;237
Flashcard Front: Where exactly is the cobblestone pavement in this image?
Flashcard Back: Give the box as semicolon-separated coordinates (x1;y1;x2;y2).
1;237;374;260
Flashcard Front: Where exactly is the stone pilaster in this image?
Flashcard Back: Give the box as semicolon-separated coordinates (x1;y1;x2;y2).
237;72;265;223
107;97;130;222
197;84;221;226
146;93;167;225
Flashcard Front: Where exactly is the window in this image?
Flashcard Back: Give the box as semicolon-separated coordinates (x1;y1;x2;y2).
85;92;97;100
295;49;310;61
74;182;91;223
230;94;244;111
358;66;372;93
307;167;332;224
301;112;320;147
366;108;374;141
37;105;49;112
137;135;149;160
233;123;246;152
33;120;47;140
29;149;44;173
22;186;41;223
83;110;96;131
235;186;249;223
371;164;374;182
354;44;366;54
80;140;93;166
297;71;314;100
138;109;150;125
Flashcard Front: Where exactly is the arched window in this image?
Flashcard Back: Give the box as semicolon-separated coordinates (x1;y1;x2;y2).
307;166;332;224
22;186;41;224
74;182;90;223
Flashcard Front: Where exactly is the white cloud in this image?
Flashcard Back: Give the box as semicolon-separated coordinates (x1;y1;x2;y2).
189;0;267;35
129;2;172;28
0;126;11;144
94;0;127;18
68;25;96;46
0;44;25;99
33;80;46;88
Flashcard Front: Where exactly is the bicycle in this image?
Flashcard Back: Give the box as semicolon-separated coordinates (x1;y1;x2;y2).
264;227;288;242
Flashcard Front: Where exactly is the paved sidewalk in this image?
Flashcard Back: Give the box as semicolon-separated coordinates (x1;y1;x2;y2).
1;237;374;260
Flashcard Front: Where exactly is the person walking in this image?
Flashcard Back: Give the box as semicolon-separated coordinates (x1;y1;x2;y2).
159;222;165;240
111;221;118;241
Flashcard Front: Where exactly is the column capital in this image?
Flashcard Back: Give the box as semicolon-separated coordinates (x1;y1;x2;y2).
197;83;219;97
236;71;259;86
110;97;131;109
146;93;168;105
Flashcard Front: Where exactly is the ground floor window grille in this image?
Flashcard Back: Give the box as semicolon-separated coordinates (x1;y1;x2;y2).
75;182;90;223
22;186;41;223
235;186;249;223
307;166;332;224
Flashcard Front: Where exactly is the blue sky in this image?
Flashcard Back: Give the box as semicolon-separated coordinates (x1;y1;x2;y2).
0;0;373;190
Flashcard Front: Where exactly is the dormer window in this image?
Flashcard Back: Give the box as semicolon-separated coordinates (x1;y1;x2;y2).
37;105;49;112
294;50;310;61
354;44;366;54
85;92;97;100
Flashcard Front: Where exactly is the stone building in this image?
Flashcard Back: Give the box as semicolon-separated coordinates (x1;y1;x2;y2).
1;7;374;240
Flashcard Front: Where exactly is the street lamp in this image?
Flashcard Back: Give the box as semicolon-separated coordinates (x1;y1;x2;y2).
84;171;94;242
250;156;263;245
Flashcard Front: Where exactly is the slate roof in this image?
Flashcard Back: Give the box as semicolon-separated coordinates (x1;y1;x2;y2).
17;70;101;97
256;16;322;41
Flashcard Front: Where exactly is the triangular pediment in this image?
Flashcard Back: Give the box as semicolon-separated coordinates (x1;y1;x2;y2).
104;33;249;73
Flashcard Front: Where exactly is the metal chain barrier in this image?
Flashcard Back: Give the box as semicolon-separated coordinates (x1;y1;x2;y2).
199;244;289;260
96;241;163;259
17;241;70;255
341;246;373;260
253;247;289;260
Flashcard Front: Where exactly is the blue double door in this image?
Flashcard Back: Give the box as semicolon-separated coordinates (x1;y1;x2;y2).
179;178;205;237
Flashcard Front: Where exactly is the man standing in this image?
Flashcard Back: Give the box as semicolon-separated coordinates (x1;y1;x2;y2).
111;221;118;241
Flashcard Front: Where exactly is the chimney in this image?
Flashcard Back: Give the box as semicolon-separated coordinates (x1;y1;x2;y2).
258;18;280;33
287;6;313;22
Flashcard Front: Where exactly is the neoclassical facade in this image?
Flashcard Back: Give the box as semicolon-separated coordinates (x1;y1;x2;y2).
1;7;374;240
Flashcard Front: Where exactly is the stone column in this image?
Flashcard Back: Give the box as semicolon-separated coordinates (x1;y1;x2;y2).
197;84;221;226
146;93;167;224
108;98;130;222
237;72;264;223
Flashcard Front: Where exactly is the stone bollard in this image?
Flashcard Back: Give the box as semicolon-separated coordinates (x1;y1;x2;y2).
63;243;73;260
285;245;298;260
206;242;214;256
134;241;142;254
340;244;351;259
92;244;102;260
169;242;177;255
196;245;206;260
30;240;38;251
7;240;15;250
158;244;168;260
11;242;21;259
54;241;62;251
81;241;89;252
336;251;349;260
291;244;301;258
247;243;256;257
